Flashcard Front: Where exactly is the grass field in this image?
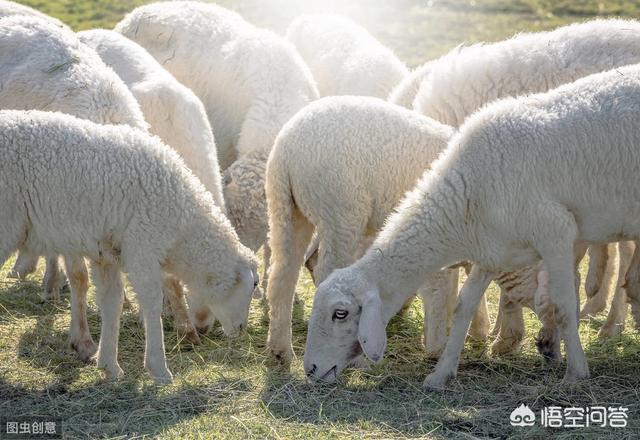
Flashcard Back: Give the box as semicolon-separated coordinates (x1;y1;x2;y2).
2;1;640;438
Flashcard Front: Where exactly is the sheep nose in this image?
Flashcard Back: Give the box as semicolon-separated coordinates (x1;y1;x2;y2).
306;364;317;378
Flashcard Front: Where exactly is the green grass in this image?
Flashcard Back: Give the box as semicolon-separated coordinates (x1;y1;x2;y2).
2;0;640;438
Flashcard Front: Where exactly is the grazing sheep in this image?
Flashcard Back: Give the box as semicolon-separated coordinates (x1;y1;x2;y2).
78;29;225;211
387;61;433;108
0;0;65;26
0;109;259;383
411;19;640;349
304;63;640;387
116;1;318;259
285;14;408;98
0;15;150;359
265;96;491;363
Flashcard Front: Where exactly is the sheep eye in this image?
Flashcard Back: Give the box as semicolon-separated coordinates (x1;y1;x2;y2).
332;309;348;321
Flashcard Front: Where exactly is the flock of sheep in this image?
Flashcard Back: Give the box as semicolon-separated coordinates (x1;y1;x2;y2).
1;0;640;390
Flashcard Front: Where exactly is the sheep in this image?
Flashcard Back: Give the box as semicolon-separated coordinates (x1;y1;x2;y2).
77;29;225;211
265;96;489;363
387;61;433;108
0;109;259;383
285;14;408;98
0;0;65;26
116;2;319;272
0;16;200;356
410;19;640;350
304;63;640;388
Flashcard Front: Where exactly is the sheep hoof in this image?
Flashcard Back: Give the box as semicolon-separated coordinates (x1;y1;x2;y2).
562;366;589;384
71;339;98;363
268;345;295;366
423;371;453;391
151;370;174;385
424;348;444;360
100;363;124;380
491;337;523;356
598;323;623;339
178;326;201;345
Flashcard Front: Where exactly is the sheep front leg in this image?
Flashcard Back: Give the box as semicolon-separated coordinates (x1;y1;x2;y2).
64;256;97;362
92;262;125;380
128;267;173;384
266;210;314;364
420;269;457;358
599;241;633;338
423;266;494;390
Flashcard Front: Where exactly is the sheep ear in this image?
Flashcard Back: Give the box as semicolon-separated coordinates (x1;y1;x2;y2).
357;287;386;364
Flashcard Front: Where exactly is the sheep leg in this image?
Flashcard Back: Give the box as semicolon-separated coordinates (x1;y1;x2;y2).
42;255;64;301
623;241;640;330
489;286;505;337
599;241;633;338
128;265;173;383
9;249;38;279
92;261;125;380
163;274;200;344
261;242;271;291
420;269;457;358
491;295;525;355
581;243;615;318
468;295;490;341
540;244;589;382
266;208;314;365
423;266;494;390
64;256;97;362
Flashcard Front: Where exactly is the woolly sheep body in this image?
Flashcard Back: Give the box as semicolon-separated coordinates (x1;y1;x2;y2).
305;63;640;387
78;29;225;210
265;96;468;363
0;110;258;383
387;61;433;108
414;19;640;127
286;14;408;98
116;1;318;253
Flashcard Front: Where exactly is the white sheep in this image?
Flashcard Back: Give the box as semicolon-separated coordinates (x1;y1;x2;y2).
304;63;640;387
285;14;408;98
0;109;259;383
77;29;225;211
265;96;491;363
410;19;640;349
116;1;319;262
0;16;201;356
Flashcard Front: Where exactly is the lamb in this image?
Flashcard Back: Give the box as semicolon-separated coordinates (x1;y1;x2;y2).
285;14;408;98
304;63;640;387
116;3;318;259
77;29;225;210
265;96;492;363
0;109;259;383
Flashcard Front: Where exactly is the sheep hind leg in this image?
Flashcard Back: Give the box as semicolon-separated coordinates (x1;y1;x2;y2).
42;255;65;301
581;243;615;318
491;296;525;356
92;261;125;380
163;274;200;345
599;241;633;338
623;241;640;331
266;208;314;365
468;294;490;341
420;268;457;359
64;256;97;362
9;249;38;279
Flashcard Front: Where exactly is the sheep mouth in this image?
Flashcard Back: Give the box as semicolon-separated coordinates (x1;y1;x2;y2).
318;365;337;382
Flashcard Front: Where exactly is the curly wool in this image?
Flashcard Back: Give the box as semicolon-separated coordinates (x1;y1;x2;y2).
78;29;225;210
414;19;640;127
286;14;408;98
